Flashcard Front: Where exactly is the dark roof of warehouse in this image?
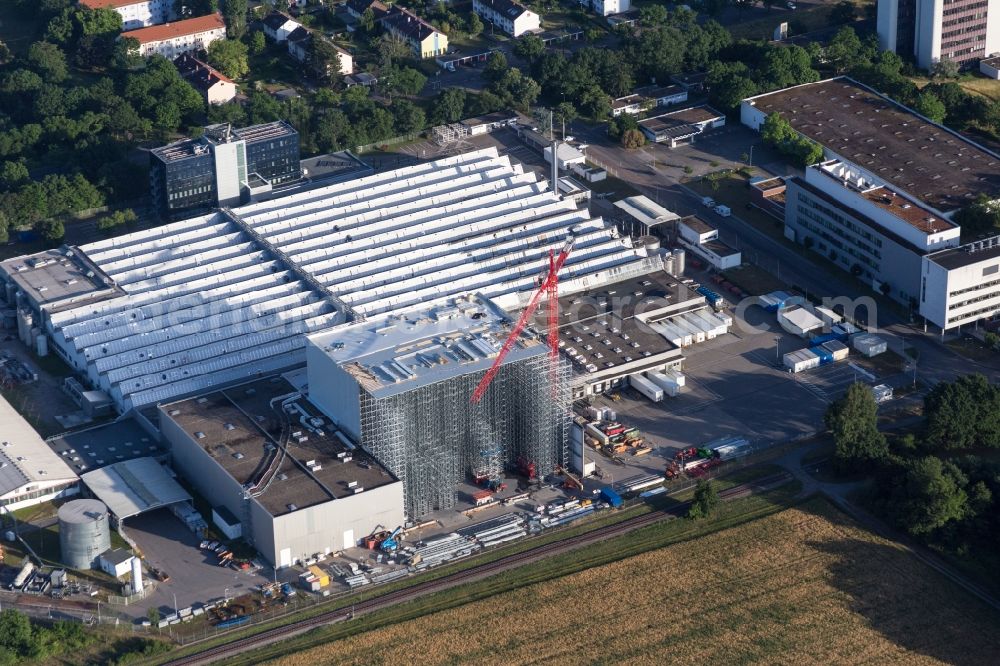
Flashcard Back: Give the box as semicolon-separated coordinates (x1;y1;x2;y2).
744;77;1000;213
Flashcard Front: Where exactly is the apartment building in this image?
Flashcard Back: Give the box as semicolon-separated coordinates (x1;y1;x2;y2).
472;0;540;37
78;0;173;30
122;13;227;59
379;7;448;58
878;0;1000;69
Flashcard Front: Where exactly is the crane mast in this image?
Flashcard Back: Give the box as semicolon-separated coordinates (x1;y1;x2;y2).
470;236;574;404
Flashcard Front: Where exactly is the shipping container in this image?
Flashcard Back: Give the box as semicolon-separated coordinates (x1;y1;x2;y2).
852;334;887;357
599;487;623;508
307;565;330;588
629;374;663;402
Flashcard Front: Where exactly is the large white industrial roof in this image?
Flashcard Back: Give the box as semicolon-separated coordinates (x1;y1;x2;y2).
79;457;191;519
0;394;78;499
44;148;646;410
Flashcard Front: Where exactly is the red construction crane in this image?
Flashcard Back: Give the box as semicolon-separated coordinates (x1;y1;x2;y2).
470;235;574;404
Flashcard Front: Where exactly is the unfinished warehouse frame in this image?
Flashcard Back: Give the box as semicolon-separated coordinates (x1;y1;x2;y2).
358;355;570;518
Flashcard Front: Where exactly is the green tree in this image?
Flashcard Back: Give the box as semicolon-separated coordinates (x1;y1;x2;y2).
26;41;68;83
248;29;266;55
954;195;1000;237
222;0;248;38
207;39;249;79
0;609;34;657
924;375;1000;450
146;607;161;625
305;37;342;82
431;88;466;124
384;65;427;96
97;208;137;233
392;99;426;134
914;90;946;123
824;27;863;74
360;7;376;33
36;218;65;243
707;61;758;111
687;480;719;519
467;12;483;37
825;382;888;469
554;101;577;128
513;34;545;61
0;211;8;244
74;6;122;37
112;37;142;70
0;161;29;189
892;457;969;536
484;51;508;82
639;4;669;25
174;0;217;19
931;58;960;79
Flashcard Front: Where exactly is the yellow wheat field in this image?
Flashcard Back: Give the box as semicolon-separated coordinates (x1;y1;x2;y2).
267;499;1000;665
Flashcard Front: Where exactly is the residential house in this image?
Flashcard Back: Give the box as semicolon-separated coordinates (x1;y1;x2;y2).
262;11;302;43
78;0;173;30
472;0;540;37
174;53;237;105
346;0;389;19
121;13;227;59
580;0;630;17
379;6;448;59
288;27;353;75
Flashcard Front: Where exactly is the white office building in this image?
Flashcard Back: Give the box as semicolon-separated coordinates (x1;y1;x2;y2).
878;0;1000;70
921;237;1000;330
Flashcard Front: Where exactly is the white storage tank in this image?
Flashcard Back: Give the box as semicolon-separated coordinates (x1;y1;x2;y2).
664;253;676;276
640;235;661;253
672;248;686;275
58;499;111;570
131;556;144;594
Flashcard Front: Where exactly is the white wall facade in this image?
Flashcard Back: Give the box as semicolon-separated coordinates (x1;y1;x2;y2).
109;0;173;30
920;248;1000;329
205;79;237;105
137;27;226;59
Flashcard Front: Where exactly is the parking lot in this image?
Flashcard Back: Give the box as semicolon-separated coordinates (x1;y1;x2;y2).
125;509;273;618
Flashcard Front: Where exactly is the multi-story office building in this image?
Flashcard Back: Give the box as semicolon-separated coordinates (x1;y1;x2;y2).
785;160;960;307
78;0;173;30
922;237;1000;329
149;121;300;215
472;0;540;37
878;0;1000;69
742;77;1000;330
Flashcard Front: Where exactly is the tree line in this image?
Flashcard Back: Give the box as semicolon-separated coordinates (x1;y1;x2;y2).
826;376;1000;563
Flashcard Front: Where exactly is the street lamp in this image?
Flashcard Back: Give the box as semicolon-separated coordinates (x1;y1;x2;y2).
774;336;781;364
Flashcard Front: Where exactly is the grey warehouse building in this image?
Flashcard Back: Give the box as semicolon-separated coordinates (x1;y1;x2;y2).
307;296;569;519
160;376;404;568
150;121;301;216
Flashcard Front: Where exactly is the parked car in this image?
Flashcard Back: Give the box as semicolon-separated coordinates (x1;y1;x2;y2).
701;197;715;208
714;204;732;217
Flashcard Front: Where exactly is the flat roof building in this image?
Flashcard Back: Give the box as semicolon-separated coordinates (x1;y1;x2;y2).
740;77;1000;215
921;236;1000;330
160;376;404;567
150;121;300;216
640;106;726;147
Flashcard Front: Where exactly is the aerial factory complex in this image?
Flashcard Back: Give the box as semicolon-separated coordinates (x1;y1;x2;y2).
0;147;703;568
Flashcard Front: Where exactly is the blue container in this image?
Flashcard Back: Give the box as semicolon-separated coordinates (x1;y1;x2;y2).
697;286;722;306
599;487;623;508
216;615;251;629
809;332;839;346
809;346;833;364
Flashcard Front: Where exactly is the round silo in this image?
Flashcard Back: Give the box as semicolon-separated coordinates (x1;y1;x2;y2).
58;499;111;570
663;253;675;276
639;235;661;254
672;248;686;275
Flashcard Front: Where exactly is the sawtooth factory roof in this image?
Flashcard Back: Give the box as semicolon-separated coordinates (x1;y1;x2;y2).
32;149;644;410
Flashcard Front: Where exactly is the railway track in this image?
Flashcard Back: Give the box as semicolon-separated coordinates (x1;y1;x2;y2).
164;472;791;666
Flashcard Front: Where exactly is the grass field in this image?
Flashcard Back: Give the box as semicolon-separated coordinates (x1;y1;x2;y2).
914;75;1000;102
259;496;1000;665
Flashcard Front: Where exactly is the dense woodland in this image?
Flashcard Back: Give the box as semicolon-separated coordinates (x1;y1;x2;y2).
826;377;1000;568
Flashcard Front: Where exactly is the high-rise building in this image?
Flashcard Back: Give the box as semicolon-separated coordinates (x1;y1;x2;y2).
878;0;1000;69
149;121;300;215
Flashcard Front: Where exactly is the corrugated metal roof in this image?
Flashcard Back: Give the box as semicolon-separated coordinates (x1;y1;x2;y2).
0;394;77;498
80;457;191;519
